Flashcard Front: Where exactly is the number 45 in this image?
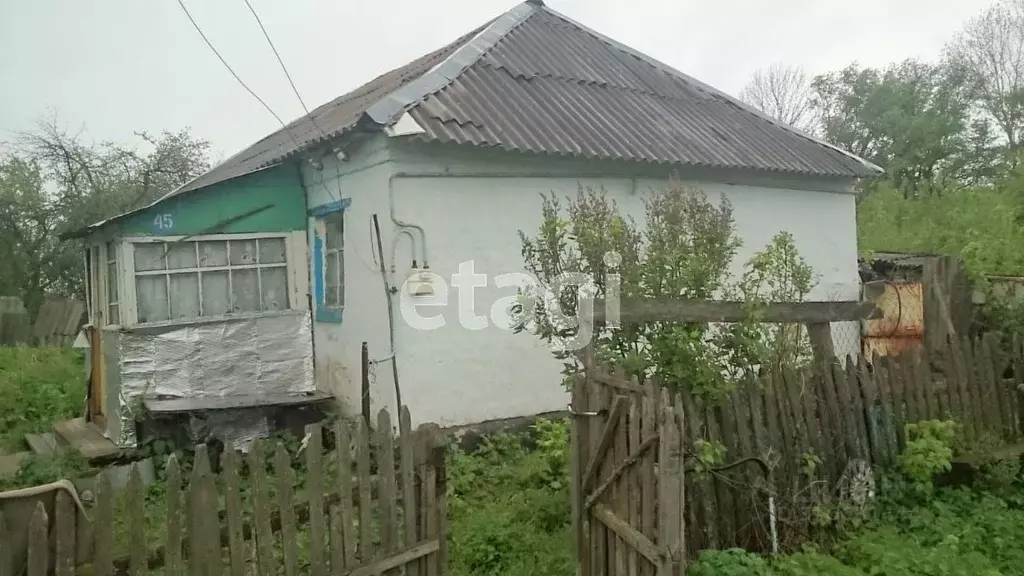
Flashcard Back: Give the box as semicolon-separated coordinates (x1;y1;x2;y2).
153;214;173;230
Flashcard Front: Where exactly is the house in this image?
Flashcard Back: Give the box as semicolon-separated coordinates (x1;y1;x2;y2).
64;0;880;450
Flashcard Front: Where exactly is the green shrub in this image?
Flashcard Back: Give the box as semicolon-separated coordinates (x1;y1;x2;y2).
687;548;772;575
899;420;957;496
0;347;85;451
447;418;573;576
0;449;88;490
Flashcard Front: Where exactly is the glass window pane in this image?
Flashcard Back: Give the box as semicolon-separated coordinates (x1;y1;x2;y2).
231;269;259;312
137;276;169;323
326;286;340;307
106;262;118;302
167;243;197;270
325;252;339;289
134;243;166;272
169;273;200;320
229;240;257;266
201;271;230;316
198;241;228;267
108;304;119;325
260;268;288;311
105;241;116;262
258;238;287;264
324;214;343;249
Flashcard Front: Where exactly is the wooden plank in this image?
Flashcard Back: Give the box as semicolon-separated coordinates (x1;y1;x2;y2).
614;391;629;576
846;358;872;461
908;350;931;422
376;410;400;575
856;357;884;468
192;446;220;576
165;454;184;576
806;322;836;364
818;359;848;473
769;370;795;493
884;355;907;450
330;505;345;574
593;505;664;567
717;386;746;548
307;424;327;576
276;445;300;576
0;511;10;576
705;400;734;548
742;378;771;548
399;407;419;576
249;440;277;576
581;396;627;493
731;381;755;549
143;391;333;413
345;540;440;576
55;490;75;576
354;420;374;563
871;355;896;467
27;503;48;576
940;340;965;431
591;382;608;576
571;370;590;576
592;298;880;324
93;472;114;576
982;335;1009;436
628;398;641;576
640;385;659;573
127;465;146;576
334;421;357;569
831;362;860;461
419;428;439;576
221;450;244;576
961;336;984;434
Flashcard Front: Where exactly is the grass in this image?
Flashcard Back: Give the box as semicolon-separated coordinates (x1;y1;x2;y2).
0;346;85;452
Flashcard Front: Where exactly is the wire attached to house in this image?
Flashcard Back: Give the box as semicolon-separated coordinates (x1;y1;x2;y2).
175;0;304;152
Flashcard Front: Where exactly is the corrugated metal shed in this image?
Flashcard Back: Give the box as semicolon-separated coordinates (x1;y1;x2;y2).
70;0;881;237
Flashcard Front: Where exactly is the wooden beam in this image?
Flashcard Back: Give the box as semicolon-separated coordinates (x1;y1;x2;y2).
580;397;627;493
347;540;440;576
592;504;664;566
592;299;881;325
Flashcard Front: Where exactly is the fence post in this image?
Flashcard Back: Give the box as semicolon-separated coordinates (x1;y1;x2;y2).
657;389;685;576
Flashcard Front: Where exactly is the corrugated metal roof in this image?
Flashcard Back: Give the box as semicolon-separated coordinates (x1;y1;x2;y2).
70;1;880;238
405;5;880;177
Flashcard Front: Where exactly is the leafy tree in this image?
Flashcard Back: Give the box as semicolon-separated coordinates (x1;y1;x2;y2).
0;118;211;314
810;60;973;191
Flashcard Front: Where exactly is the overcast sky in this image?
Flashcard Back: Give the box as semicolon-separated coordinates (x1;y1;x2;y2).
0;0;996;161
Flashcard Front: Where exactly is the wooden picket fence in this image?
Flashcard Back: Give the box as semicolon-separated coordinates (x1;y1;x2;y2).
574;334;1024;572
0;408;448;576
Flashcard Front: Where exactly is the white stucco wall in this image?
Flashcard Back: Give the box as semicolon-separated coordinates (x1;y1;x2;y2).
302;137;396;417
304;136;863;429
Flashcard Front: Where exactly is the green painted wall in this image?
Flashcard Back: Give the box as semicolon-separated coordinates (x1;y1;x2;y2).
118;166;305;237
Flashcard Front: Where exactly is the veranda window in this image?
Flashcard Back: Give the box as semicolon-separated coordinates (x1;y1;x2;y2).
133;237;289;323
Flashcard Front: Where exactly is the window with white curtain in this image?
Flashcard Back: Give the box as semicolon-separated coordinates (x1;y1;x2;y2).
133;237;289;323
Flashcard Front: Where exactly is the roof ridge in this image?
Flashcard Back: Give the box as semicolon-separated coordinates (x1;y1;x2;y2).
364;1;541;126
534;5;883;175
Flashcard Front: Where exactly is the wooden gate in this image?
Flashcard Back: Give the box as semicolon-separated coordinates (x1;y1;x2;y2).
571;348;686;576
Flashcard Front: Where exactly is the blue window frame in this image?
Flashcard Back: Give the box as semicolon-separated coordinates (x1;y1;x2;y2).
310;199;350;323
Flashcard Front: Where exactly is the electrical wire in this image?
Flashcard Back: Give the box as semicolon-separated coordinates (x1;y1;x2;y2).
175;0;304;152
241;0;332;144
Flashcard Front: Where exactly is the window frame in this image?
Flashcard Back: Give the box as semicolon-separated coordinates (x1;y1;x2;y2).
310;200;349;324
120;232;304;327
105;241;120;326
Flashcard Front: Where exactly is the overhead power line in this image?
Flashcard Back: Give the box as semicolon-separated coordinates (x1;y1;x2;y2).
242;0;331;143
175;0;303;151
